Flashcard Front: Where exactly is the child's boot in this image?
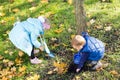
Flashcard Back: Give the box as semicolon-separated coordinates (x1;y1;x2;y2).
91;61;102;70
30;57;42;64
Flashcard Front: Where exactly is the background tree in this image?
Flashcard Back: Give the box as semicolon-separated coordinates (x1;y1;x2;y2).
74;0;87;34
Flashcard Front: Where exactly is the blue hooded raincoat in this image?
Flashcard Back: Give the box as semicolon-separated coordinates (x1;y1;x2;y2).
9;18;44;56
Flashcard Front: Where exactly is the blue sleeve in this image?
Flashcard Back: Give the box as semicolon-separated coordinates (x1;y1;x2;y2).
30;31;42;48
77;53;89;69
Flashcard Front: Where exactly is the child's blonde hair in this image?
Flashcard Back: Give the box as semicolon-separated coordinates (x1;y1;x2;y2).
71;35;86;46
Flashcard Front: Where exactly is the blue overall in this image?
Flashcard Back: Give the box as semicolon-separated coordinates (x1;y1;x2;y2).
74;32;105;69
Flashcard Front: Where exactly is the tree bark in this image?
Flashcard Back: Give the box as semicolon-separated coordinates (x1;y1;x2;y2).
74;0;87;35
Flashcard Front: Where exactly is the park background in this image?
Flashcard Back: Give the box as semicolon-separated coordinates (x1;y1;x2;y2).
0;0;120;80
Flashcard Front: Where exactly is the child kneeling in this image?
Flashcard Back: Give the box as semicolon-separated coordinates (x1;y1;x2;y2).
69;32;105;73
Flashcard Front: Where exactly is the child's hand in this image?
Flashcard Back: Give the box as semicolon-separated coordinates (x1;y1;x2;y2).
39;46;44;51
76;68;81;73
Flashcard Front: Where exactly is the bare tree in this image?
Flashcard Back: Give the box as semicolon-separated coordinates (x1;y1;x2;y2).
74;0;87;34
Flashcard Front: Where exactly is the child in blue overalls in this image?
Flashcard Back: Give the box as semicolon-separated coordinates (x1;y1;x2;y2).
69;32;105;73
9;16;52;64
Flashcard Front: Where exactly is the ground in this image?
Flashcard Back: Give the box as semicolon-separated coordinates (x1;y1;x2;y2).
0;0;120;80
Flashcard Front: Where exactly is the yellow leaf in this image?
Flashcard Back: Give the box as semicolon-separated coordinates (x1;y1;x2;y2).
27;0;33;2
0;55;3;60
4;50;9;54
75;75;81;80
41;0;48;3
71;34;75;39
53;61;67;74
2;76;8;80
68;0;72;4
29;7;36;11
18;51;24;57
47;70;53;74
15;58;23;65
0;12;5;17
110;70;118;75
54;29;63;34
18;66;26;72
0;6;3;10
8;61;14;67
26;74;40;80
11;66;16;72
3;59;9;63
12;8;20;13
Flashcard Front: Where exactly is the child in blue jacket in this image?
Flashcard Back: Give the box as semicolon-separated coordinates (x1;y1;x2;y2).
9;16;51;64
71;32;105;73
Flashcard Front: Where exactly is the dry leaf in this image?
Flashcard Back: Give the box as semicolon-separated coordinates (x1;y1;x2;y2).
2;76;8;80
54;29;63;34
26;74;40;80
12;8;20;13
68;0;72;4
4;50;9;54
41;0;48;3
47;70;53;74
0;55;3;60
11;66;16;72
53;61;67;74
71;34;75;39
15;58;23;65
18;51;24;57
75;75;81;80
110;70;118;75
68;28;72;33
27;0;33;2
8;61;14;67
90;19;95;24
18;66;26;72
0;6;3;10
3;59;9;63
29;7;36;11
105;26;112;31
0;12;5;17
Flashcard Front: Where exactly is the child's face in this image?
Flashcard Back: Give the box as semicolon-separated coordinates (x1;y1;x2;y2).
72;43;84;51
43;22;50;30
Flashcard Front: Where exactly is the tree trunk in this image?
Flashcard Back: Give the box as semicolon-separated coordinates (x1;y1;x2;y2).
74;0;87;35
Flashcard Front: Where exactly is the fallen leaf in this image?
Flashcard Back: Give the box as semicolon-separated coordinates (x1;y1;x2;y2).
11;66;16;72
47;70;53;74
3;59;9;63
18;51;24;57
27;0;33;2
0;12;5;17
41;0;48;3
90;19;95;24
53;61;67;74
68;28;72;33
15;58;23;65
12;8;20;13
54;29;63;34
26;74;40;80
110;70;118;75
0;6;3;10
29;7;36;11
68;0;72;4
4;50;9;54
8;61;14;67
0;55;3;60
71;34;75;39
2;76;8;80
75;75;81;80
105;26;112;31
18;66;26;72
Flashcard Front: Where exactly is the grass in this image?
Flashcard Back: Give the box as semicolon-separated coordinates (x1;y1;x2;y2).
0;0;120;80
